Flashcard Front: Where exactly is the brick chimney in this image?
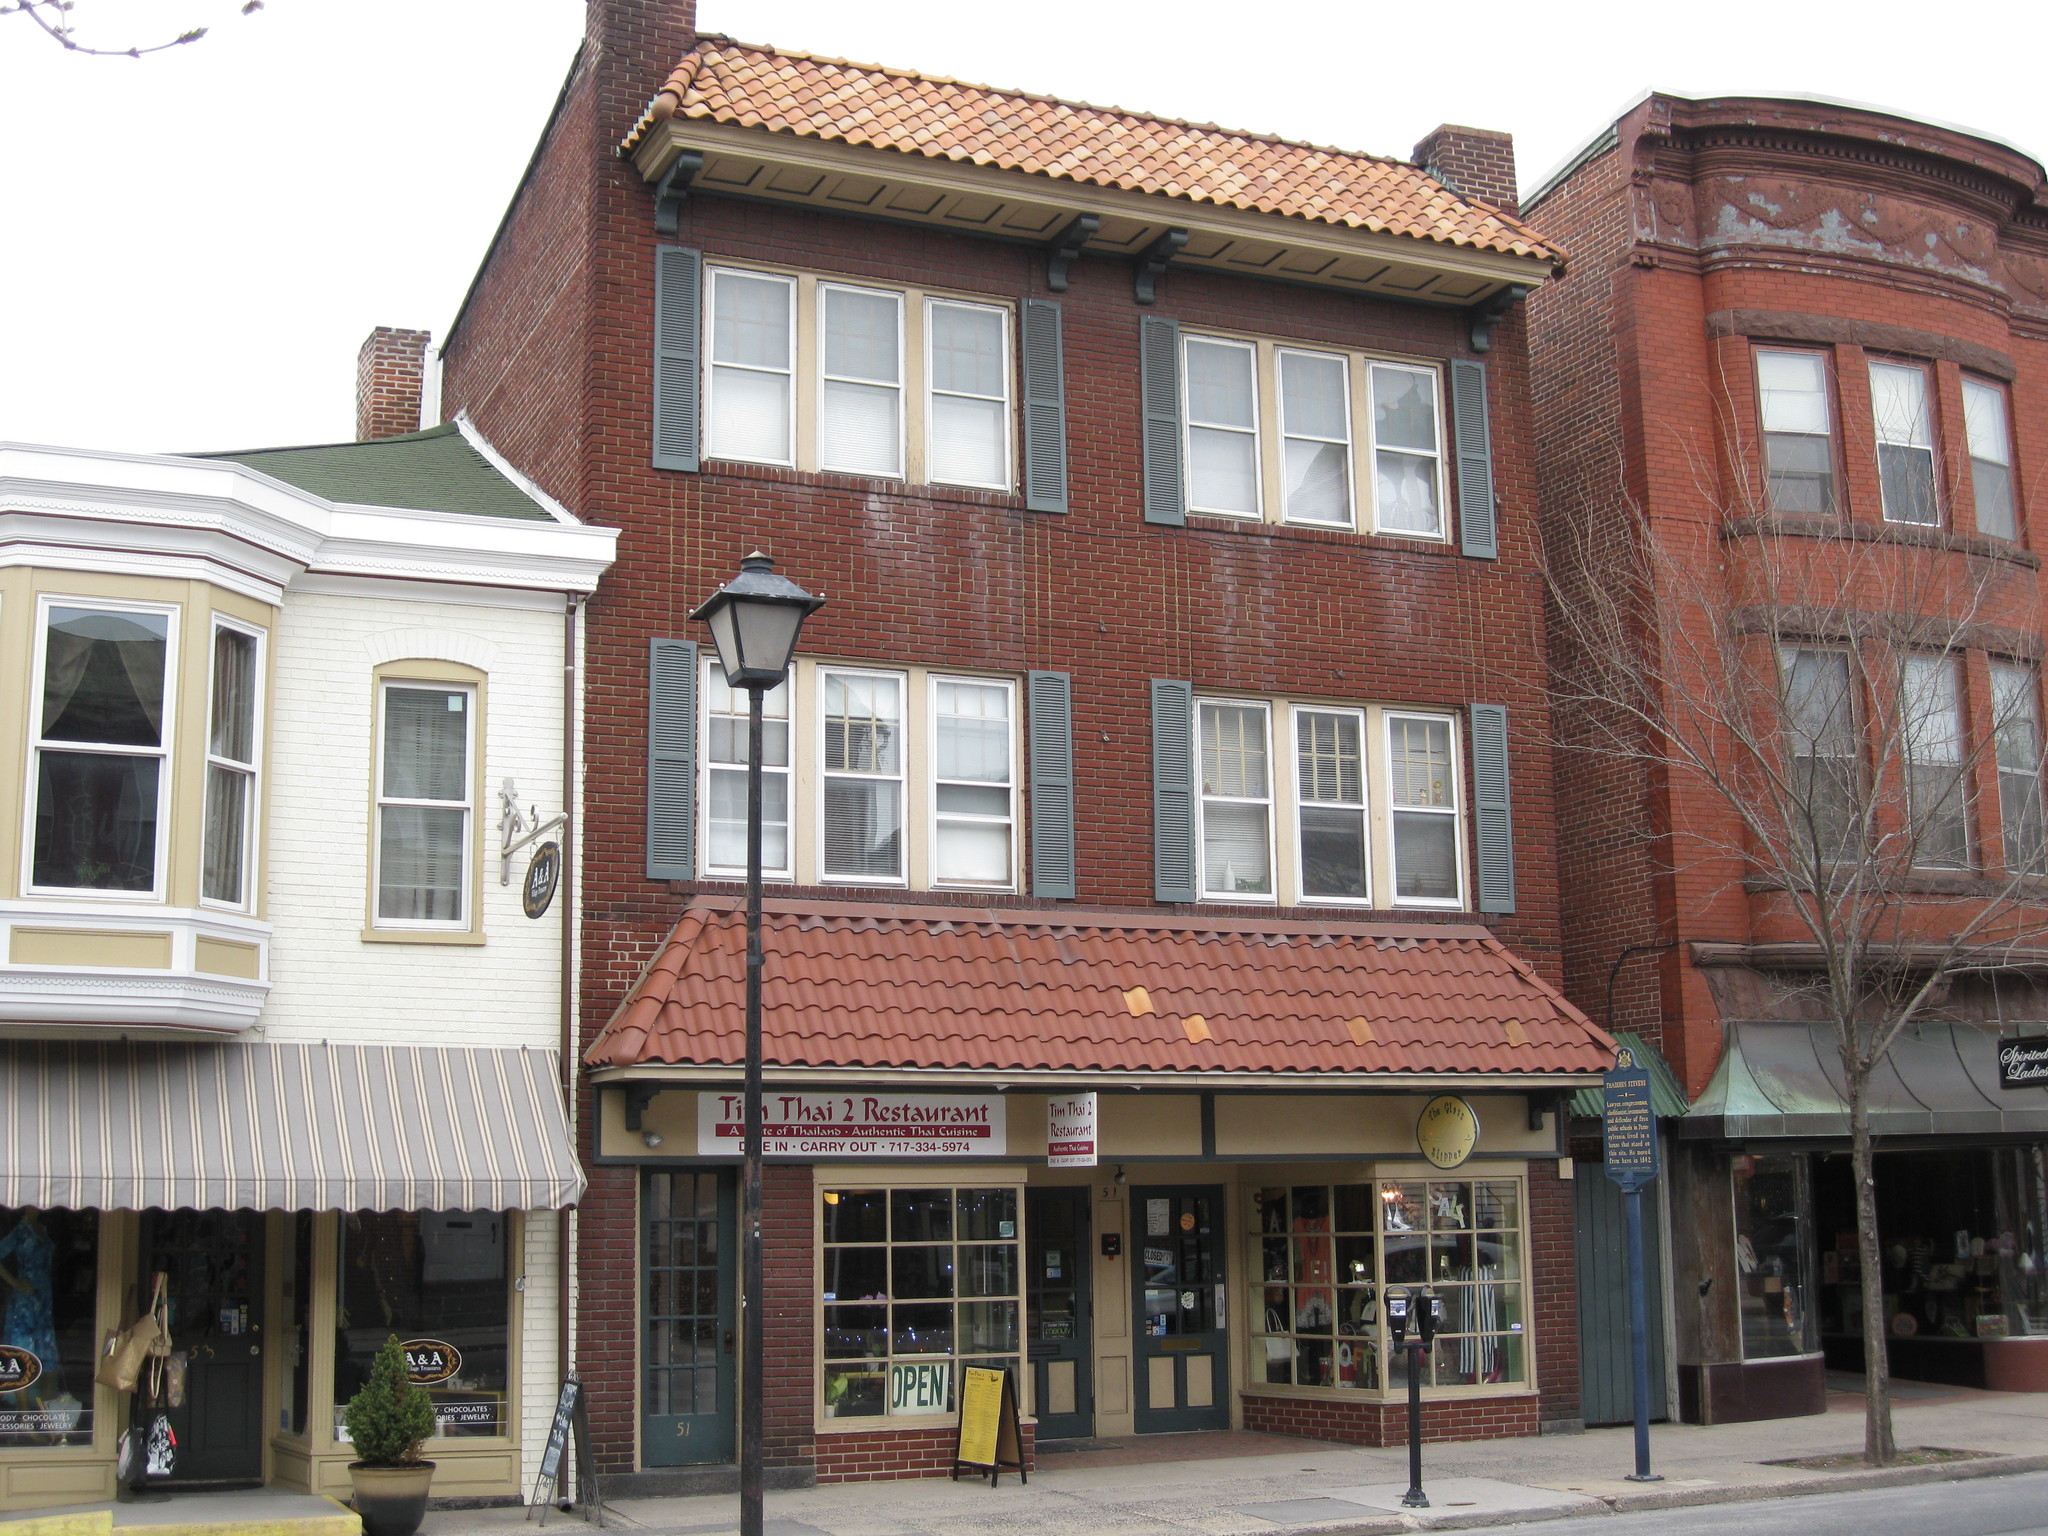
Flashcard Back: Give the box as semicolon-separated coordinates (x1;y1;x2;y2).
355;327;431;441
1412;125;1520;215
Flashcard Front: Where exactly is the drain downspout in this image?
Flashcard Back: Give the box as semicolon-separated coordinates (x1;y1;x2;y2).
560;593;584;1390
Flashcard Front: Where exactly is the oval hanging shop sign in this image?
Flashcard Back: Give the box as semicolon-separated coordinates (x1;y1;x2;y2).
1416;1095;1479;1169
402;1339;462;1386
523;842;562;920
0;1346;42;1393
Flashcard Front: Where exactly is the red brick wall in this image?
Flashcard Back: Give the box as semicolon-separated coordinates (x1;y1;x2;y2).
815;1421;1036;1484
1242;1392;1539;1446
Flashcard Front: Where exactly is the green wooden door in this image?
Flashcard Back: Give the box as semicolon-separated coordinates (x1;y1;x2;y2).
1574;1169;1669;1425
1026;1187;1092;1441
1131;1186;1229;1433
643;1170;736;1465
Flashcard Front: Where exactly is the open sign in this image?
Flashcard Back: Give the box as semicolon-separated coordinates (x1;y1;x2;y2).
0;1346;42;1393
889;1361;950;1413
402;1339;462;1386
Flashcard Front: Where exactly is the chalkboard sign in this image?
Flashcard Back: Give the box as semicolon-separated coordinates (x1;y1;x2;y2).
950;1366;1025;1488
1602;1045;1659;1192
527;1378;603;1527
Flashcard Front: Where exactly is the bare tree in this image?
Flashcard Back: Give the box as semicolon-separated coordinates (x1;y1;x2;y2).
1;0;260;58
1546;450;2048;1464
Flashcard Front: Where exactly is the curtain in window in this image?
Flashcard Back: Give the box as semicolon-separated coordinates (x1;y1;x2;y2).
41;609;167;745
382;690;467;802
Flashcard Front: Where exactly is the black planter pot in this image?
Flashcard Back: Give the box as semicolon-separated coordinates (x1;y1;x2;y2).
348;1461;436;1536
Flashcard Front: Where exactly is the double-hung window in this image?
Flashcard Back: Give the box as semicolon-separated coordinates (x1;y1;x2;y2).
1180;332;1445;537
1198;700;1274;897
1993;662;2047;875
375;682;475;926
931;678;1015;886
1756;349;1835;514
1963;377;2017;540
1781;648;1859;863
1386;713;1460;904
1295;708;1369;901
702;667;792;880
1870;360;1940;525
704;264;1013;490
822;670;906;882
1900;654;1970;868
30;601;173;895
202;621;262;907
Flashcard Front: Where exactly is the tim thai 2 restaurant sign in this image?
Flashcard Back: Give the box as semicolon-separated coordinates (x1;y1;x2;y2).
1999;1035;2048;1089
697;1092;1007;1157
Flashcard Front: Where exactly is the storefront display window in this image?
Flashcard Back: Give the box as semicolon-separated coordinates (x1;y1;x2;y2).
0;1209;96;1449
1733;1154;1815;1358
1252;1177;1525;1393
820;1186;1022;1418
336;1212;511;1438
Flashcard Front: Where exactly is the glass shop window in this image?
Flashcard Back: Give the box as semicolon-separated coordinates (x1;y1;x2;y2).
0;1209;98;1449
335;1212;510;1438
819;1186;1022;1418
1733;1154;1817;1358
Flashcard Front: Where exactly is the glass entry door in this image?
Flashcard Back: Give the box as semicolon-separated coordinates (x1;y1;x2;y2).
140;1210;264;1484
643;1170;736;1465
1026;1187;1092;1441
1131;1186;1229;1432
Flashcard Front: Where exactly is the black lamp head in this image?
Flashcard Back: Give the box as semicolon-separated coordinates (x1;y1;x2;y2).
689;551;825;691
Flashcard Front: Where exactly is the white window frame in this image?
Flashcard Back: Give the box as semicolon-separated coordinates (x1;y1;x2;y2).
1289;703;1373;907
199;614;265;913
816;281;906;479
1384;709;1466;909
1197;697;1277;901
1870;358;1941;526
23;594;179;903
703;265;798;470
926;673;1020;891
1364;360;1447;540
697;657;795;883
924;297;1014;492
1755;347;1838;516
1963;375;2017;541
371;678;477;930
1183;334;1264;520
817;665;910;888
1276;346;1356;530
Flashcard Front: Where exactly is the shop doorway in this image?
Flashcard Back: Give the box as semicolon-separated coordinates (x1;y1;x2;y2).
1131;1186;1228;1433
1025;1187;1092;1441
1573;1170;1669;1424
139;1210;264;1485
642;1170;736;1466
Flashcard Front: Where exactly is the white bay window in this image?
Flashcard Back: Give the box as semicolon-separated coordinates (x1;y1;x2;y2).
202;620;262;907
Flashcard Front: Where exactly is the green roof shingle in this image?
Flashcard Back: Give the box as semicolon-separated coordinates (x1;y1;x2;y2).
196;423;556;522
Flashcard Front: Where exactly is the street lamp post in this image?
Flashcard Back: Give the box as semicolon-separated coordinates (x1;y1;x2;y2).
690;553;824;1536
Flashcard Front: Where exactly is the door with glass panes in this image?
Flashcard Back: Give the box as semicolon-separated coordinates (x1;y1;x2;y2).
643;1170;736;1465
1026;1187;1092;1440
1131;1186;1229;1432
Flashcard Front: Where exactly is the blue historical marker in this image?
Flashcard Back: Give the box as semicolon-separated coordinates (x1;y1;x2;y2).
1602;1045;1662;1484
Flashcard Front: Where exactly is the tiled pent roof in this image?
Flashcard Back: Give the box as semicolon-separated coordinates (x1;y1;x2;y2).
586;900;1612;1078
623;41;1561;263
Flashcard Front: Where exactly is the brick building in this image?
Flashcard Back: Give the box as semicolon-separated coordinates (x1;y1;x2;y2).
440;0;1613;1485
1527;96;2048;1423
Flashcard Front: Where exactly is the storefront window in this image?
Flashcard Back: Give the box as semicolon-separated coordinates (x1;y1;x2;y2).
1733;1154;1816;1358
1995;1146;2048;1335
336;1212;511;1438
1252;1178;1525;1393
820;1186;1021;1418
0;1209;96;1449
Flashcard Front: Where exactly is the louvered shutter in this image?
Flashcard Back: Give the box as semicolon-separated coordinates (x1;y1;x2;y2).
1451;358;1496;558
653;246;702;472
1151;679;1197;901
646;639;698;880
1028;671;1076;898
1021;299;1069;513
1140;315;1185;525
1469;702;1515;913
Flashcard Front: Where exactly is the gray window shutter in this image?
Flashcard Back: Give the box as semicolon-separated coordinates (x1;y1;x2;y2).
646;639;698;880
1028;671;1076;898
654;245;702;472
1151;679;1197;901
1140;315;1185;525
1451;358;1496;558
1469;702;1515;913
1021;300;1068;513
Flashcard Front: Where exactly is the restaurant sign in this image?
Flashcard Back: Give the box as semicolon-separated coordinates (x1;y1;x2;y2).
697;1092;1007;1157
1047;1092;1098;1168
1999;1035;2048;1090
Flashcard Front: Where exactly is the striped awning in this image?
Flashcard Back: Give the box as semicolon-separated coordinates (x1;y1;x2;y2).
0;1042;584;1212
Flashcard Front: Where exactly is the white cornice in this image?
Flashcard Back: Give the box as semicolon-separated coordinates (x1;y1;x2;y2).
0;440;618;598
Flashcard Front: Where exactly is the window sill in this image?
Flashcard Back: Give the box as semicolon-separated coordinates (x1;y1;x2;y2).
697;457;1028;512
359;928;487;946
1722;513;2040;568
1181;514;1464;554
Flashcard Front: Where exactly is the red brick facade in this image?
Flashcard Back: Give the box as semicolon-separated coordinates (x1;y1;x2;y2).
443;0;1583;1482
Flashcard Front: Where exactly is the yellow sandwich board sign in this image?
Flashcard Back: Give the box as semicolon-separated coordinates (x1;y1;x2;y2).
951;1366;1026;1487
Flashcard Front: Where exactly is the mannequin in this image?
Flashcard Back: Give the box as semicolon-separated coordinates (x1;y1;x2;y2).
0;1209;60;1404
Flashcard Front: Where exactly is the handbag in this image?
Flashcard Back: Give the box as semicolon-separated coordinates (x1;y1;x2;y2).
94;1274;171;1393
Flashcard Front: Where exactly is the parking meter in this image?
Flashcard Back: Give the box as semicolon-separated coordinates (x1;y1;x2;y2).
1417;1291;1442;1347
1390;1287;1429;1509
1386;1286;1410;1346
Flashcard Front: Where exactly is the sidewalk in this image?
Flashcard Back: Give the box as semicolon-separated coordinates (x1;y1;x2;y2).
425;1380;2048;1536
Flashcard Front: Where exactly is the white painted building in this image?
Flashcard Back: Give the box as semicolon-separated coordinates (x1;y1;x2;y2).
0;393;616;1511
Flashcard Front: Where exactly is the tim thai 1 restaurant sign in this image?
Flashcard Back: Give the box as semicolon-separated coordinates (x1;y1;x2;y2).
1999;1035;2048;1089
697;1092;1007;1157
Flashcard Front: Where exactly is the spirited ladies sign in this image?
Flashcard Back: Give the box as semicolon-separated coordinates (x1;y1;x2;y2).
697;1092;1007;1157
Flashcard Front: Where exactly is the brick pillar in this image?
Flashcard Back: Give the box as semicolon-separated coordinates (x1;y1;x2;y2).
1411;124;1520;215
355;326;430;441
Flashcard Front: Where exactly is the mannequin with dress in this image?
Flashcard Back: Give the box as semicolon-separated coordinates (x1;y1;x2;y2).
0;1209;61;1407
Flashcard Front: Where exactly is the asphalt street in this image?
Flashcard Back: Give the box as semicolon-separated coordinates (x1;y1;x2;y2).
1523;1469;2048;1536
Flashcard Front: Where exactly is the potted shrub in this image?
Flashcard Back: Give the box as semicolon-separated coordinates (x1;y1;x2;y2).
343;1336;438;1536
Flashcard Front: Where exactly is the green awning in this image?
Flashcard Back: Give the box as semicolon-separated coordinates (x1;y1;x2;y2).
1568;1032;1691;1119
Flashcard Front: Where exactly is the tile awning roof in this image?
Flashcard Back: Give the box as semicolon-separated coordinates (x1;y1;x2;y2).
586;899;1612;1080
623;41;1561;263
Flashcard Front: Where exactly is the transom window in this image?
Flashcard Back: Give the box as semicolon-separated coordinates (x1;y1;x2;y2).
1195;696;1464;908
704;265;1013;491
374;682;475;927
1181;332;1445;537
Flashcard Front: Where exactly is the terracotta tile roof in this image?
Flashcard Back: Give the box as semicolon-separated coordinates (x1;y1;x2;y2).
624;41;1561;263
586;899;1611;1078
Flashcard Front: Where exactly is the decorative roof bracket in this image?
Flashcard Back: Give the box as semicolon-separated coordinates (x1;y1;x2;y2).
623;1082;663;1131
1045;213;1101;292
1134;228;1189;305
653;149;705;236
1470;283;1530;353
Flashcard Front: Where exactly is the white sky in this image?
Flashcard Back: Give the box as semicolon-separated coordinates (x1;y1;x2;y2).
3;0;2041;454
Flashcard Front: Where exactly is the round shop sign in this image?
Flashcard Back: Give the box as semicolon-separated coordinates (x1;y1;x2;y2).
523;842;562;920
0;1345;42;1394
1416;1095;1480;1170
401;1339;462;1386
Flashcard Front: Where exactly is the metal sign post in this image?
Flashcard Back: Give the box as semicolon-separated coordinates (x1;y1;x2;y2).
1601;1046;1663;1485
1385;1288;1439;1509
